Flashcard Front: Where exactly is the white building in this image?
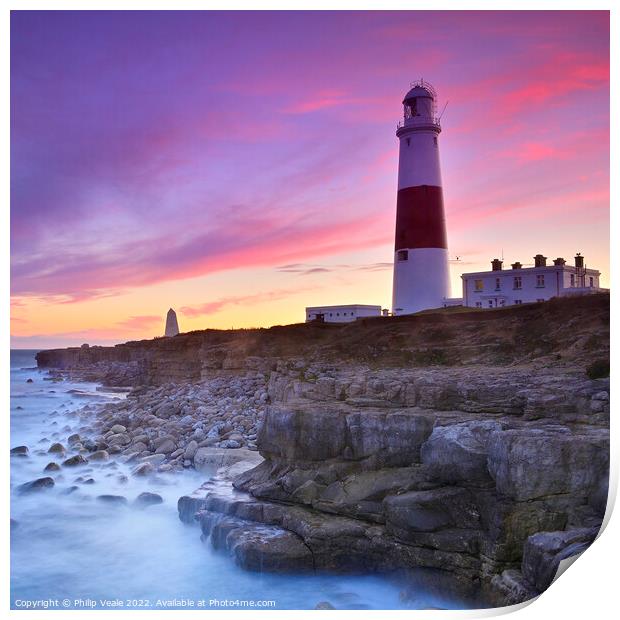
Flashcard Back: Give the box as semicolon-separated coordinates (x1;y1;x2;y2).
461;254;603;308
305;304;383;323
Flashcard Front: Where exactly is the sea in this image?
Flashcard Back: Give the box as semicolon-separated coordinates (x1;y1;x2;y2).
10;349;470;611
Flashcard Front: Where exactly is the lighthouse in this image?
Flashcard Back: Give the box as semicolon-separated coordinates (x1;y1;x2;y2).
392;80;450;315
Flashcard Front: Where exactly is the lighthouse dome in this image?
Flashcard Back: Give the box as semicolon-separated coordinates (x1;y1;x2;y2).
403;84;435;104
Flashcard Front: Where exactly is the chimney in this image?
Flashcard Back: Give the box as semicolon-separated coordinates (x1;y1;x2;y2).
491;258;503;271
511;261;522;270
575;253;584;269
553;257;566;266
534;254;547;268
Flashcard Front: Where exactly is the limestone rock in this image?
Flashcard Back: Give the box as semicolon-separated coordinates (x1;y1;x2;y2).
487;428;609;501
421;421;502;483
521;527;599;592
384;487;479;535
490;569;539;606
258;403;433;466
194;447;262;473
207;516;314;572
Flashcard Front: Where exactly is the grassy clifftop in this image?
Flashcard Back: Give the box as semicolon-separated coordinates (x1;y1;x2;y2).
37;293;609;381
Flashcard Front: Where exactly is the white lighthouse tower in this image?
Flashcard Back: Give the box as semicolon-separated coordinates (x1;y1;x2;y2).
392;79;450;315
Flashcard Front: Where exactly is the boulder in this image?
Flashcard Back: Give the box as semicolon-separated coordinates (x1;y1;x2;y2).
139;454;166;465
220;439;241;449
17;477;55;494
96;494;128;506
67;434;81;445
62;454;88;467
184;440;198;460
44;462;60;472
48;442;66;454
89;450;110;461
108;433;131;446
315;602;335;610
133;492;164;509
131;462;155;477
110;424;127;434
155;439;176;454
10;446;29;456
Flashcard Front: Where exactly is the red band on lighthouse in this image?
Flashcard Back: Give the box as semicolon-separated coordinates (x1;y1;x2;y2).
394;185;447;251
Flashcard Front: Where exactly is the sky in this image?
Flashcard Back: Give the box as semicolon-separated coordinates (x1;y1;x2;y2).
10;10;609;349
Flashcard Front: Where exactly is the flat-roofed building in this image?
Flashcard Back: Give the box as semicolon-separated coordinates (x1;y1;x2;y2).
305;304;382;323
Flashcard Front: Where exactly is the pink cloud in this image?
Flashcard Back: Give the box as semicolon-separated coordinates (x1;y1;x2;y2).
116;315;162;330
181;286;318;318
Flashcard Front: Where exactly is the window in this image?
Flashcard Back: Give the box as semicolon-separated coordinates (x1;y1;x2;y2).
488;300;494;308
589;277;594;288
433;136;438;146
495;278;501;291
514;299;522;305
397;250;408;261
513;276;522;290
536;274;545;287
475;302;482;308
570;274;575;287
474;279;484;292
407;138;410;147
499;300;505;306
336;313;340;316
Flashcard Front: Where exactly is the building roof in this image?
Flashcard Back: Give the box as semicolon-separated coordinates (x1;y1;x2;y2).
403;85;434;102
306;304;382;310
461;264;600;278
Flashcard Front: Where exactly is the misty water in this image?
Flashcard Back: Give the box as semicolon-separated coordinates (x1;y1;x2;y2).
10;350;471;611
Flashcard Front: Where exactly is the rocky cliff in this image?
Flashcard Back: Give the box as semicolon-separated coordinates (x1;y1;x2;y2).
37;293;609;386
37;293;610;607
